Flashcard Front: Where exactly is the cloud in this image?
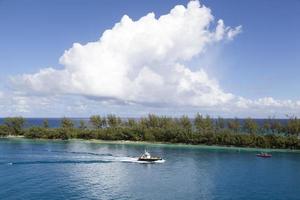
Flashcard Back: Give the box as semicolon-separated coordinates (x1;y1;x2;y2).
0;90;91;117
12;0;240;107
214;19;242;41
9;0;300;118
235;97;300;110
1;88;300;118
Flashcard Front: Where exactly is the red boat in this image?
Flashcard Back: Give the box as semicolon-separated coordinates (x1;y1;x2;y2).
256;153;272;158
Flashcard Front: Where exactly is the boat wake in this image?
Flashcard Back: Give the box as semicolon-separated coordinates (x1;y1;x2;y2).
1;160;111;165
113;156;165;164
1;152;165;165
46;149;113;157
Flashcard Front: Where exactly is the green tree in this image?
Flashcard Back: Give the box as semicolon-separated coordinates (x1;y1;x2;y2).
194;113;213;133
159;116;174;129
243;118;258;134
107;114;121;128
263;119;271;133
227;118;240;133
101;117;107;128
4;117;25;135
25;127;45;138
194;113;204;132
215;117;225;130
0;125;9;137
79;120;87;129
271;119;282;134
286;117;300;135
178;115;192;131
127;118;137;128
58;128;70;140
204;115;214;131
147;114;160;128
90;115;103;129
60;117;74;129
43;119;49;128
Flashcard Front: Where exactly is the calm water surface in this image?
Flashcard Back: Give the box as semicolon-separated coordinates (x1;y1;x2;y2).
0;139;300;200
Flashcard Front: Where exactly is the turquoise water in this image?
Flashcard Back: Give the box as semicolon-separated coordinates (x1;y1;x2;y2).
0;139;300;200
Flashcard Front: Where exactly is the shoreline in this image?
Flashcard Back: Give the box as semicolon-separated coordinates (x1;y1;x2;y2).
2;136;300;153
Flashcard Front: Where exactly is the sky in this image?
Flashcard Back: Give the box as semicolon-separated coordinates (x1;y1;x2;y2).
0;0;300;118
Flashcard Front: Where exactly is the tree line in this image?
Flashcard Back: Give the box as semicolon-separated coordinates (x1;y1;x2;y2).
0;114;300;149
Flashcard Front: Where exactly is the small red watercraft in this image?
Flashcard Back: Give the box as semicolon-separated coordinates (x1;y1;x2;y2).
256;152;272;158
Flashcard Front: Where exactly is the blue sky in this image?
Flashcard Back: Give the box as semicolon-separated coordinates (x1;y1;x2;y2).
0;0;300;117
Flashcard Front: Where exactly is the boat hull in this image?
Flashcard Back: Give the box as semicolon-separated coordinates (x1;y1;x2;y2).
138;157;162;162
256;154;272;158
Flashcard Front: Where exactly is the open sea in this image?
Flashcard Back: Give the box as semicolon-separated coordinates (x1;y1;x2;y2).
0;118;290;128
0;138;300;200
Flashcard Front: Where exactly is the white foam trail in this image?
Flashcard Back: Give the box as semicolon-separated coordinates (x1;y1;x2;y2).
4;157;165;166
4;151;165;165
45;149;165;164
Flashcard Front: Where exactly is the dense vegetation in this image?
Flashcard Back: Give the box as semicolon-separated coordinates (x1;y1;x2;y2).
1;114;300;149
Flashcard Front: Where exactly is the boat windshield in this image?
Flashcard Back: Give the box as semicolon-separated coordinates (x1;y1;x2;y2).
143;150;151;158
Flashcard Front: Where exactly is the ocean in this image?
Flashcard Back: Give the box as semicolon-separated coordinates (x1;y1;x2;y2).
0;118;289;128
0;138;299;200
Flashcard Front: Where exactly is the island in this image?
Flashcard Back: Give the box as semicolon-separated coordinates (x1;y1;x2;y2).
1;114;299;150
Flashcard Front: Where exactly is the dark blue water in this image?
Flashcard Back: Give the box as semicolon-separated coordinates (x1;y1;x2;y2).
0;118;289;128
0;118;87;128
0;139;300;200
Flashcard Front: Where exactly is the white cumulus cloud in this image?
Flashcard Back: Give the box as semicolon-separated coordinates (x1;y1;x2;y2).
12;0;240;107
10;0;300;118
